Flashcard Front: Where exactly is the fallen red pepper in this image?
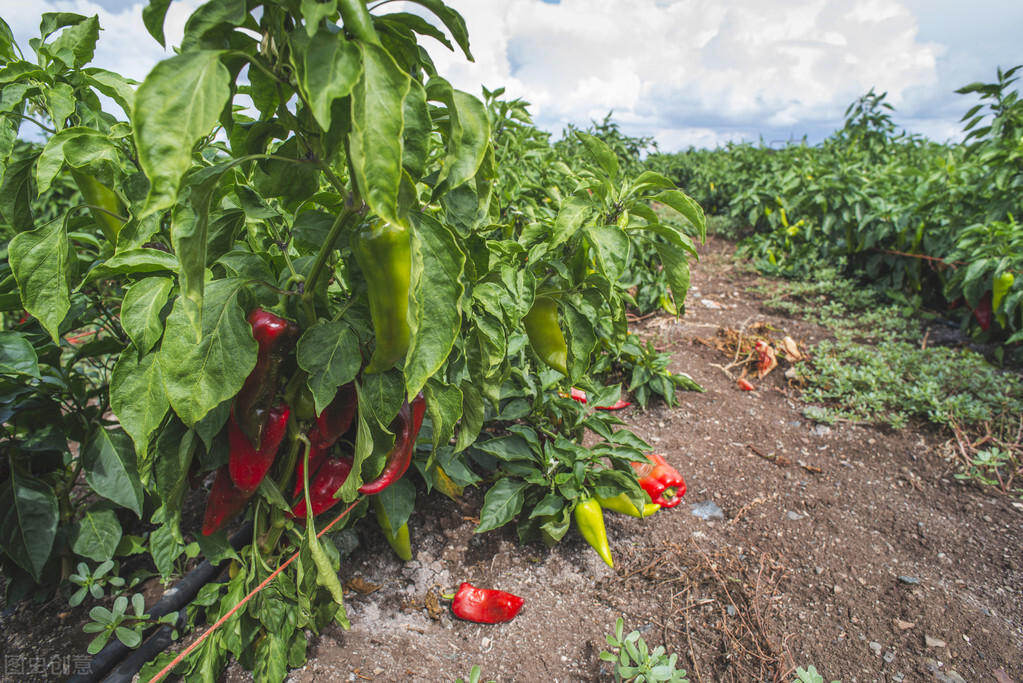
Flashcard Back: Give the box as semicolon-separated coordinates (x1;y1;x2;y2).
234;308;299;449
309;382;357;449
451;582;524;624
357;392;426;496
228;402;291;495
290;454;354;518
631;453;686;508
737;378;755;391
202;465;253;536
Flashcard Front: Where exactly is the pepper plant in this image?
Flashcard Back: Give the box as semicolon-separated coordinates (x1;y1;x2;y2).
0;1;704;677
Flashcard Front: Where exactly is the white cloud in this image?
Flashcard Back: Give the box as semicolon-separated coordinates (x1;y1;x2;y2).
414;0;941;149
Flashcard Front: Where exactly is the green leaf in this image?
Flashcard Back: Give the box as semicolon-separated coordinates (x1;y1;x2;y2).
475;478;528;533
576;131;618;180
83;249;180;285
454;381;484;452
652;190;705;241
82;68;138;117
71;509;122;563
627;170;677;196
121;277;173;355
652;241;691;310
8;216;69;343
563;299;596;383
194;529;241;566
349;41;410;224
300;0;337;36
180;0;248;51
44;14;99;69
159;279;257;427
42;81;75;131
148;521;183;578
110;348;170;470
296;321;362;416
36;126;122;194
0;154;37;233
586;223;630;281
376;478;415;530
400;0;473;60
427;77;491;195
405;213;465;398
142;0;173;46
423;378;462;456
0;472;58;580
133;50;232;217
0;331;40;377
548;196;592;250
291;27;361;131
82;427;144;517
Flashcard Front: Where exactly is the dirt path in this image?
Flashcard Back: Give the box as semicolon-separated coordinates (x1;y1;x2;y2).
277;237;1022;683
2;238;1021;683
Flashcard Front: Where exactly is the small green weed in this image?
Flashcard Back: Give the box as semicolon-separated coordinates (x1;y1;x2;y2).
791;664;842;683
600;617;690;682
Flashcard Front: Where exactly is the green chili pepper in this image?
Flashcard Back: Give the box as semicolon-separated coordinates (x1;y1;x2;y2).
523;295;568;375
992;272;1015;312
595;493;660;518
372;495;412;561
70;169;125;244
352;219;412;374
574;498;613;567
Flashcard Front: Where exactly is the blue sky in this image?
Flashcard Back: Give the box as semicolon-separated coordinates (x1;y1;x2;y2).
4;0;1021;150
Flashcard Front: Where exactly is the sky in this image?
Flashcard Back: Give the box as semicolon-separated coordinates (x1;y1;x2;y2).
3;0;1021;151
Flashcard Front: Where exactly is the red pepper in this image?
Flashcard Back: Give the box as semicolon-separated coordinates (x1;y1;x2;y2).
290;454;354;518
234;308;299;449
560;388;630;410
228;402;291;495
631;453;686;508
737;378;755;391
973;292;993;332
451;582;524;624
309;382;357;450
202;465;253;536
357;392;426;496
291;440;329;501
596;399;632;411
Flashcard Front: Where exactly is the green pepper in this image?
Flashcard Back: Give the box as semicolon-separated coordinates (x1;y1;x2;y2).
70;169;125;244
992;271;1015;312
372;495;412;561
523;295;568;375
352;219;411;374
595;493;659;518
574;498;613;567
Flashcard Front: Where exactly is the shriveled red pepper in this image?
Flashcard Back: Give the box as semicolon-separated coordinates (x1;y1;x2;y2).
290;454;354;518
973;292;993;332
228;402;291;495
737;378;755;391
309;382;357;450
202;465;252;536
234;308;300;449
631;453;686;509
357;392;426;496
451;582;524;624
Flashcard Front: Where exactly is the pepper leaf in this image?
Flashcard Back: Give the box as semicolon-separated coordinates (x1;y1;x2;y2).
110;347;170;475
296;320;361;416
8;216;70;343
475;478;528;534
71;509;122;563
82;427;144;517
0;472;59;580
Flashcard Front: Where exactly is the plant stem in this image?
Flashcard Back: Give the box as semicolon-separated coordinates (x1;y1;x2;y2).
301;209;356;323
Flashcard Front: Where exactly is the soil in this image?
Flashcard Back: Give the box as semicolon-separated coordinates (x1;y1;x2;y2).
2;236;1022;683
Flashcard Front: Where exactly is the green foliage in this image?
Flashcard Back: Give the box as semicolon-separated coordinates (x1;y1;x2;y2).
798;338;1023;430
67;559;124;607
600;617;690;683
456;664;496;683
649;66;1023;353
791;665;842;683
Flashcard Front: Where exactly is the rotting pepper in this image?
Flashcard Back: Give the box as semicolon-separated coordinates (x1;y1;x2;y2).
451;582;524;624
351;219;411;374
631;453;686;509
234;308;300;449
574;498;613;567
228;402;291;495
357;392;426;496
523;295;568;375
973;292;993;332
595;493;659;518
203;465;253;536
290;453;354;518
70;169;125;244
372;496;412;561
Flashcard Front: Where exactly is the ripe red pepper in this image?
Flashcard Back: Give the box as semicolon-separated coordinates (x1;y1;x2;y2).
737;378;755;391
290;454;354;518
631;453;686;508
228;402;291;495
292;441;329;501
560;388;630;410
357;392;426;496
234;308;300;449
202;465;253;536
973;292;993;332
451;582;524;624
309;382;357;450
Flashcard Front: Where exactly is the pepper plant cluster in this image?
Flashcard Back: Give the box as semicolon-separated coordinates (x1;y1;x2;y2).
0;0;705;678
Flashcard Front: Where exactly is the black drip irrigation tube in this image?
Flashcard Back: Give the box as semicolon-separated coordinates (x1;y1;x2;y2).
68;522;252;683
